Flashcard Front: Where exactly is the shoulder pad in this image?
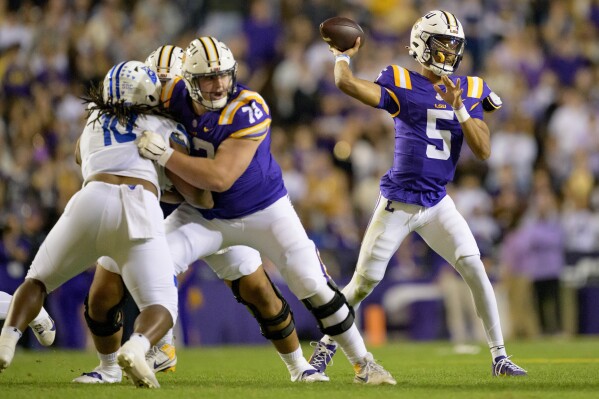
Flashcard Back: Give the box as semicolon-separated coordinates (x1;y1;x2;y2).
391;65;412;89
376;65;412;90
465;76;485;98
161;77;184;108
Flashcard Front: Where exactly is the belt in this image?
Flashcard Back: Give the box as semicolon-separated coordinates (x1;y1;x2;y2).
87;173;158;198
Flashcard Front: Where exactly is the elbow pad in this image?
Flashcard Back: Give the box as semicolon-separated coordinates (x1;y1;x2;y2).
482;91;502;113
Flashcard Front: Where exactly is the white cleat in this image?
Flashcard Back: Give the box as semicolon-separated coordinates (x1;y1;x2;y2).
353;352;396;385
0;336;16;372
30;316;56;347
146;343;177;373
291;367;330;382
117;340;160;388
72;365;122;383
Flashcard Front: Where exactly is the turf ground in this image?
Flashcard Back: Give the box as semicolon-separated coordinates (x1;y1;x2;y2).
1;338;598;399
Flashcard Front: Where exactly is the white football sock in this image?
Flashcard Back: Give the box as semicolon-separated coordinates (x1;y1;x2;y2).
128;333;151;353
279;346;311;375
98;351;118;368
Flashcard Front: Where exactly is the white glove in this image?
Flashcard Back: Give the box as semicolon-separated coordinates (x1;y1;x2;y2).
137;130;174;167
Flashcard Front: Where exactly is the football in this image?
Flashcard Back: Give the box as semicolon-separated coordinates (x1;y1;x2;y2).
319;16;365;52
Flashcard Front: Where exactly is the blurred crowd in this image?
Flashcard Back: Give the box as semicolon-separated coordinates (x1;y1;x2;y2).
1;0;599;345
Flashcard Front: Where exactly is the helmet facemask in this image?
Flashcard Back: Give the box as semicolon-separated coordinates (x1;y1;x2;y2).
425;34;465;75
185;66;237;111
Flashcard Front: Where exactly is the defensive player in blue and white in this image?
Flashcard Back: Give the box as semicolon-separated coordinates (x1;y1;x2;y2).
309;10;527;377
137;36;396;385
72;46;191;384
0;61;182;388
0;291;55;347
74;45;318;385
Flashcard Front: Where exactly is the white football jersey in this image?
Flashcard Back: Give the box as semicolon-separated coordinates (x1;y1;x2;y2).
79;109;188;193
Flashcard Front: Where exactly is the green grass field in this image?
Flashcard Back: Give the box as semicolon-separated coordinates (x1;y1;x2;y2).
1;338;598;399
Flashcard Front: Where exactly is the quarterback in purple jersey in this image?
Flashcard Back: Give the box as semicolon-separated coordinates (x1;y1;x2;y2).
137;36;396;384
376;67;497;206
308;10;527;377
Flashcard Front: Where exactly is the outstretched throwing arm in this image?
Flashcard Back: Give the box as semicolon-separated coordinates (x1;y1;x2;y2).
331;38;381;107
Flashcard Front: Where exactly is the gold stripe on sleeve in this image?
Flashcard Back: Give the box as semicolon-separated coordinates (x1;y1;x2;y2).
391;66;412;89
161;77;182;107
230;119;271;140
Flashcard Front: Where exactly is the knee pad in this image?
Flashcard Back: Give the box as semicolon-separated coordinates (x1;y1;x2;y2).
231;274;295;341
302;280;355;336
83;294;124;337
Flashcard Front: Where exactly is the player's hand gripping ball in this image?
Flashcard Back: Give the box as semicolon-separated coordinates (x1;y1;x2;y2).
319;16;365;51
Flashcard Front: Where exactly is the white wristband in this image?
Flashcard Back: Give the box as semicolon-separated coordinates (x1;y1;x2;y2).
454;105;471;123
335;54;350;65
157;147;174;167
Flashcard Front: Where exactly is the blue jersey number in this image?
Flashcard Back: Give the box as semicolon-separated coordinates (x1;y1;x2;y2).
102;115;137;146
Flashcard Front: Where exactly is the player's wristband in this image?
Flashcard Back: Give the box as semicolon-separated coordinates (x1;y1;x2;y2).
454;105;471;123
157;147;174;167
335;54;350;65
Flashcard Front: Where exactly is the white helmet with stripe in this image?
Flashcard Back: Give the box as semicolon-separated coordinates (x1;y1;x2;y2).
145;45;184;83
182;36;238;111
102;60;161;106
408;10;466;76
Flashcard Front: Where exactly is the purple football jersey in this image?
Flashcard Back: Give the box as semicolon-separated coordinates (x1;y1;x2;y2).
165;79;286;219
375;66;496;207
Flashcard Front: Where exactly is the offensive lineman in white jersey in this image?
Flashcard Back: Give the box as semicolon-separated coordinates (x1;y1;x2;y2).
0;61;184;388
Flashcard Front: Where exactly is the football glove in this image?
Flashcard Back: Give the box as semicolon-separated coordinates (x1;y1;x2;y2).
137;130;174;166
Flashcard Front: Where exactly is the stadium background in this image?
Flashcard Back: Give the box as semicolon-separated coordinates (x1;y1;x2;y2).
0;0;598;350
